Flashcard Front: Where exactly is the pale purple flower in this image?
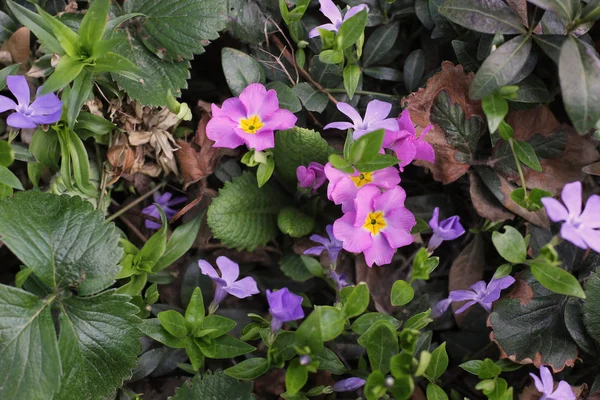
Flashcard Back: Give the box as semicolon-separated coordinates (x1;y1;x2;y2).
198;256;259;312
331;377;366;392
382;110;435;170
304;224;343;265
334;186;416;267
206;83;297;151
427;207;465;252
541;181;600;253
297;162;326;193
529;366;575;400
324;162;400;212
330;270;348;291
141;191;187;230
308;0;369;38
266;287;304;332
299;355;311;366
324;100;399;139
433;276;515;317
0;75;62;129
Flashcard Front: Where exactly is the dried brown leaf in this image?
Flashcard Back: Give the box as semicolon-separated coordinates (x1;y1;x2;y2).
449;235;485;326
469;171;514;222
6;27;30;69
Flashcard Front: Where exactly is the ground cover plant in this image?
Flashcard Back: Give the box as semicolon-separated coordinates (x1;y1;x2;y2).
1;0;600;399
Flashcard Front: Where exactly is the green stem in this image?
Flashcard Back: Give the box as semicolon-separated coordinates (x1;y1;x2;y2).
324;88;398;99
105;181;166;223
508;138;527;196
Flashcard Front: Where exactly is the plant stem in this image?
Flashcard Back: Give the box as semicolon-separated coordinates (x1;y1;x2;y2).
325;88;398;99
508;138;527;195
106;181;166;223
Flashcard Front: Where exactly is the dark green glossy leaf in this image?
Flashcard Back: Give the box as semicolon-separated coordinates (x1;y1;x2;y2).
224;357;270;380
404;49;425;92
363;22;399;67
439;0;525;34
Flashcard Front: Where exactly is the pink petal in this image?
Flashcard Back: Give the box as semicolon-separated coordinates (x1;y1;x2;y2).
372;167;401;191
239;83;278;119
206;117;245;149
225;276;259;298
363;100;392;125
330;176;360;213
337;102;363;126
0;95;17;113
560;223;587;249
6;112;36;129
343;4;369;20
541;197;569;222
383;208;416;248
216;256;240;285
353;186;381;227
561;181;582;218
324;121;355;131
397;110;415;136
382;129;408;148
308;23;337;38
214;98;247;121
363;233;395;266
370;118;405;133
264;108;297;131
373;184;405;214
7;75;30;106
241;129;275;151
319;0;343;24
414;140;435;163
391;138;417;167
333;212;372;253
580;195;600;228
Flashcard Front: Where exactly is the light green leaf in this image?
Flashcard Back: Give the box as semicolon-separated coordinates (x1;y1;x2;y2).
365;321;398;374
513;140;542;171
55;291;142;400
319;49;344;64
342;282;370;318
36;5;80;57
0;165;23;190
530;262;585;298
0;192;122;295
199;315;236;338
171;370;255;400
154;211;204;272
66;69;93;129
296;306;345;353
224;357;270;380
426;342;448;380
185;287;205;331
78;0;110;51
350;129;385;165
158;310;189;338
391;280;414;306
492;226;527;264
222;47;265;96
0;284;61;400
213;335;256;358
439;0;525;34
351;312;401;335
336;9;368;50
286;359;308;395
482;92;508;133
92;52;145;81
39;55;85;95
207;172;286;250
427;383;449;400
139;319;185;348
343;64;361;98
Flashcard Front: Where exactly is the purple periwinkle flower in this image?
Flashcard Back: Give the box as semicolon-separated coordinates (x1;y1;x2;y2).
304;224;344;265
299;355;311;366
0;75;62;129
330;270;348;291
141;191;187;230
433;276;515;317
198;256;259;313
529;366;575;400
308;0;369;38
266;287;304;332
206;83;296;151
427;207;466;252
297;162;326;193
541;181;600;253
324;100;399;139
331;377;366;392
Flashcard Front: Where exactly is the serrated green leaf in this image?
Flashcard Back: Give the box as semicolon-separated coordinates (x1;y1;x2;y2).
125;0;226;61
391;280;414;306
0;192;122;295
207;172;286;250
0;284;61;400
292;83;329;113
172;370;255;400
277;207;314;238
513;140;542;171
222;47;265;96
224;357;270;380
584;273;600;346
112;34;190;106
363;22;399;67
55;290;142;400
439;0;525;34
530;262;585;298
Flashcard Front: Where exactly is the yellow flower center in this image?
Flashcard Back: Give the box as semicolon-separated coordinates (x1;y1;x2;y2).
363;211;387;235
350;172;373;187
239;115;264;134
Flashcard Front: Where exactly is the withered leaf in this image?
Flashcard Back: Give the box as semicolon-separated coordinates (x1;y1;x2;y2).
469;171;514;223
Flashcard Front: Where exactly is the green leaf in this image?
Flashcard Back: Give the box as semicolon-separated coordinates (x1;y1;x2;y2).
0;11;17;44
112;34;190;106
404;49;425;92
257;157;275;188
559;37;600;134
498;120;514;140
92;52;145;81
213;335;256;358
40;55;85;94
439;0;525;34
529;262;585;298
584;273;600;346
66;69;93;128
319;49;344;64
425;342;448;380
266;82;301;113
391;280;414;306
154;210;204;272
185;287;205;331
278;207;315;238
482;92;508;133
280;252;313;282
336;8;368;50
0;192;122;295
222;47;265;96
470;35;532;100
528;0;578;21
364;370;387;400
329;153;354;173
292;83;329;113
430;90;485;158
158;310;189;338
224;357;270;380
365;321;398;374
489;271;578;371
78;0;109;51
427;383;449;400
207;171;286;250
55;291;142;400
36;5;80;57
355;153;400;172
351;312;401;335
0;165;23;190
350;129;385;165
313;346;346;374
511;75;553;103
363;22;399;68
172;370;255;400
139;319;185;348
0;284;61;400
125;0;225;60
138;206;168;267
0;65;20;91
513;140;542;171
363;66;403;81
296;306;345;353
286;359;308;395
273;126;331;185
492;226;527;264
460;359;502;379
199;315;236;338
6;0;63;54
343;64;361;98
342;282;370;318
